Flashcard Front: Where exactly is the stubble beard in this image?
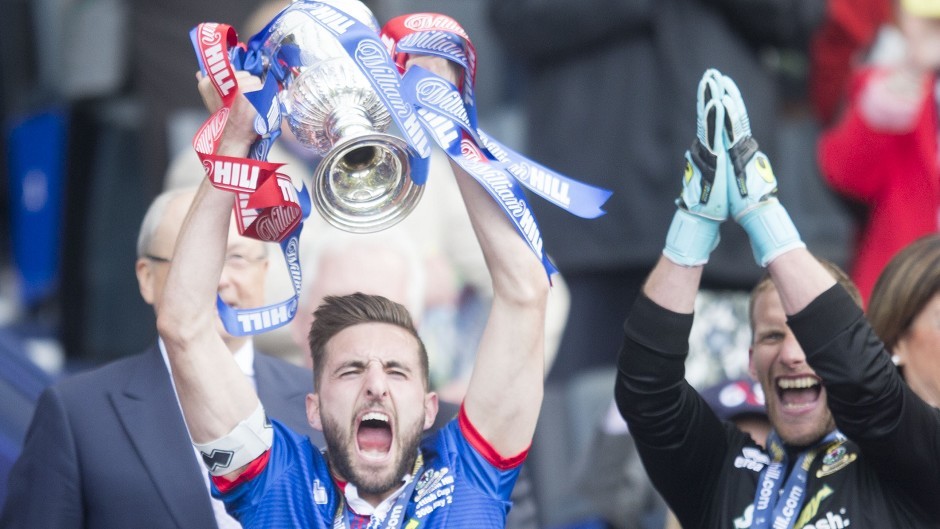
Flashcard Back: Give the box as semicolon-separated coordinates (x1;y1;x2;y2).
323;413;425;496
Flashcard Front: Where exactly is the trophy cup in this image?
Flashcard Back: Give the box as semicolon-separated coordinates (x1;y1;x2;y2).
261;0;423;233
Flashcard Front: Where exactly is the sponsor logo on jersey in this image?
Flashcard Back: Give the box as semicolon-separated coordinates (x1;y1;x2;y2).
415;468;434;491
734;446;770;473
793;485;834;527
313;479;328;504
798;508;850;529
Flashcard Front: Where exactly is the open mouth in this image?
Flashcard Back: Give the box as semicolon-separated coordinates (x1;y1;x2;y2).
356;411;393;459
776;376;821;409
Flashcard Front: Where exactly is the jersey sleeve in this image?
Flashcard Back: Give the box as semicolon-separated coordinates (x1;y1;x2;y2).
614;293;740;525
787;284;940;518
434;407;524;502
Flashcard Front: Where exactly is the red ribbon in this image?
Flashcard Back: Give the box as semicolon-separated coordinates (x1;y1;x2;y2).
191;22;301;243
381;13;477;93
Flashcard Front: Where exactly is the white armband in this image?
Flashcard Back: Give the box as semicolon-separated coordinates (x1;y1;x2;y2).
194;404;274;476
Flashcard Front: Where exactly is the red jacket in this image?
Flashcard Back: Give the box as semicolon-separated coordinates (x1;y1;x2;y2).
809;0;891;125
818;67;940;305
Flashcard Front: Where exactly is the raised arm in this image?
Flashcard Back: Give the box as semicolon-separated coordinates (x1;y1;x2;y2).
615;71;735;524
156;73;263;450
715;74;832;313
451;158;549;458
401;53;549;456
644;69;730;311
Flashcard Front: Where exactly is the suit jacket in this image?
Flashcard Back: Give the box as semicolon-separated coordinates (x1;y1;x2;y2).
0;346;323;529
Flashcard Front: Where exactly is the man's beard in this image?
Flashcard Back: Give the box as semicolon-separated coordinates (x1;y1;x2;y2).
322;413;424;496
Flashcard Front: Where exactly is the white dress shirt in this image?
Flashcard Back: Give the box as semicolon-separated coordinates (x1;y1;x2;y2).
160;339;255;529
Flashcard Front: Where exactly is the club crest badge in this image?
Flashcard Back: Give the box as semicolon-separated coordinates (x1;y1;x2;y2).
817;443;857;477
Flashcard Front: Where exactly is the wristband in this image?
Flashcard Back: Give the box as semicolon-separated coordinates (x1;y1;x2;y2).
737;201;805;267
194;403;273;476
663;207;721;267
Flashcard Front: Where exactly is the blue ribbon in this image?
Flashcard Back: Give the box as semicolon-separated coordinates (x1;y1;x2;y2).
390;24;611;275
477;132;612;219
395;30;475;117
750;430;843;529
334;453;424;529
401;67;558;275
215;185;313;337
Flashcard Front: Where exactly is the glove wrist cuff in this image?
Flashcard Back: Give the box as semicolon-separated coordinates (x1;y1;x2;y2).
738;201;805;267
663;208;721;267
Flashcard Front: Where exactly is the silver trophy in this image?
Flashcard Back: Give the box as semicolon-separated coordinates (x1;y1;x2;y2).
261;0;422;233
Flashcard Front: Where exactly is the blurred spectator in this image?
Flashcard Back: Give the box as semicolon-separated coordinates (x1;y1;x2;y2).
488;0;829;386
809;0;892;125
700;377;770;447
288;231;425;365
868;233;940;407
0;187;322;528
818;0;940;304
127;0;262;191
0;328;56;509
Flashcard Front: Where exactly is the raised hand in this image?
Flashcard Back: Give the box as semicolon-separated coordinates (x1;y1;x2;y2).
719;74;805;267
663;69;729;267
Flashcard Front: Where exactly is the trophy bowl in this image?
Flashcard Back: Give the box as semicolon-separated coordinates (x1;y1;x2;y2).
262;0;423;233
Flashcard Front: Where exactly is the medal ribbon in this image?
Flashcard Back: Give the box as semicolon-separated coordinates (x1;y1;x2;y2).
750;430;844;529
190;22;311;336
381;14;613;275
333;453;425;529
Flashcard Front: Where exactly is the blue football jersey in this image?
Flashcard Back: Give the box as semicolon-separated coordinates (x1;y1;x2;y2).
213;411;523;528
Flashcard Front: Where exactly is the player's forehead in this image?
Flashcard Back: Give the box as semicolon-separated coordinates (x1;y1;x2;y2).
323;322;422;368
752;285;786;327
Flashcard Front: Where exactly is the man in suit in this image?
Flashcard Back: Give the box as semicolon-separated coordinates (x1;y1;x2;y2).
0;186;323;528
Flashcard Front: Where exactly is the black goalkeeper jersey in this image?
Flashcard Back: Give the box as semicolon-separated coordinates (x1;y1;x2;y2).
615;285;940;528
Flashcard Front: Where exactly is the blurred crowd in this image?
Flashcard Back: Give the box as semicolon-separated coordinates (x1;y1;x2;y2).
2;0;938;527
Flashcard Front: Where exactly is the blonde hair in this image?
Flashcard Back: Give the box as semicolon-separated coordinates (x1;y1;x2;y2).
748;258;862;340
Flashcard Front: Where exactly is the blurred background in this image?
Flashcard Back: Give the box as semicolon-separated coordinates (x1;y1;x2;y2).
1;0;905;526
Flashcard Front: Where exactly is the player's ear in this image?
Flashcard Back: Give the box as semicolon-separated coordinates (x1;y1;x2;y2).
306;393;323;431
423;392;439;430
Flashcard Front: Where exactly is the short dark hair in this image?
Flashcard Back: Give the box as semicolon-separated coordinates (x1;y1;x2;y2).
307;292;428;391
868;234;940;352
748;257;862;339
